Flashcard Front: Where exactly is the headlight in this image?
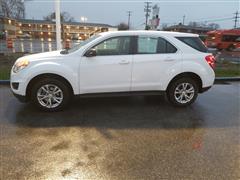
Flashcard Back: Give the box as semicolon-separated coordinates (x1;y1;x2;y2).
13;59;29;73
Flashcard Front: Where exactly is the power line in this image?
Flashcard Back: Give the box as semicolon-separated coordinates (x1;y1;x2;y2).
144;2;152;30
203;17;234;23
160;16;234;29
133;18;146;29
189;14;233;22
135;22;145;29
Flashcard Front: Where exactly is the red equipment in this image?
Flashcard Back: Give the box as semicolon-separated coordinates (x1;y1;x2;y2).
205;29;240;50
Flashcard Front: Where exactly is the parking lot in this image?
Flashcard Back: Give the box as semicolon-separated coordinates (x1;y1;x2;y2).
0;82;239;179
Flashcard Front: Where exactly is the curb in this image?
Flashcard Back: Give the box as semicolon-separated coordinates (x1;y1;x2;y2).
215;77;240;82
0;80;10;85
1;77;240;85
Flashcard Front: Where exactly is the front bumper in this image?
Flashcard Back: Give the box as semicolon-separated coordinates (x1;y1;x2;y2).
10;69;29;96
12;91;28;103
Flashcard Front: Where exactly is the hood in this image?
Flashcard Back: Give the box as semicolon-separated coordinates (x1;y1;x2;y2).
19;50;63;62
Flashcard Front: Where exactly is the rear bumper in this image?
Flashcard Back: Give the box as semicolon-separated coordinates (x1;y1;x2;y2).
200;86;212;93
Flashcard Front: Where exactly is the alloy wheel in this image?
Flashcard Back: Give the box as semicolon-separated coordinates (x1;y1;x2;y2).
37;84;63;108
174;82;195;104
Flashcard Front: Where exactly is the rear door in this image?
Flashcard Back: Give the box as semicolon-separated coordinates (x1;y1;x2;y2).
131;36;181;91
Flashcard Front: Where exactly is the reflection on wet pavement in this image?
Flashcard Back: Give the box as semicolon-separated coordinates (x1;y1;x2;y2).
0;82;239;179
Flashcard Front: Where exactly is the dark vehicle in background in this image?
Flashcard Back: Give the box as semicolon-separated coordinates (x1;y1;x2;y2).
205;29;240;51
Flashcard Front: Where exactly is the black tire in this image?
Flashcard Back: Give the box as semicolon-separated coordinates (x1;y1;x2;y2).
30;78;72;111
167;77;199;107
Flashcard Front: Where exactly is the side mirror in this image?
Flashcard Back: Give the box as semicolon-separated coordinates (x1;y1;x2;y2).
85;49;97;57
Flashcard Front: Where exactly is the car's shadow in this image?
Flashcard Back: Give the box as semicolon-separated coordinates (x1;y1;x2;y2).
8;95;205;130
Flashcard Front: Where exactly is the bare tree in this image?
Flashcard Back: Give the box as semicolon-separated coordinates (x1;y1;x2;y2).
207;23;220;30
188;21;220;29
162;23;168;29
0;0;25;19
188;21;200;27
117;22;129;30
43;12;75;22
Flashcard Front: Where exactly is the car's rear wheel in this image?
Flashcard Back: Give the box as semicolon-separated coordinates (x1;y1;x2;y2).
31;78;71;111
167;77;198;107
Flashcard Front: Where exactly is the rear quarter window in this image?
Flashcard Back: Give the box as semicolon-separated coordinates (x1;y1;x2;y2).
176;37;208;53
158;38;177;53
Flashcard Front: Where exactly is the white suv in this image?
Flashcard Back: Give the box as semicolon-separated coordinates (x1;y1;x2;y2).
10;31;215;111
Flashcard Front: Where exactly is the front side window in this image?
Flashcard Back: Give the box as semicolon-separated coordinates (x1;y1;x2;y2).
67;34;100;53
93;36;131;56
137;36;158;54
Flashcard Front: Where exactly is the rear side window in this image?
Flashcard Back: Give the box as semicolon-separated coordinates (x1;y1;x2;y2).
176;37;208;53
158;38;177;53
137;36;158;54
137;36;177;54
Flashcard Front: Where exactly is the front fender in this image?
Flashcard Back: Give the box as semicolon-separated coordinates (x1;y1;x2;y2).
24;61;79;95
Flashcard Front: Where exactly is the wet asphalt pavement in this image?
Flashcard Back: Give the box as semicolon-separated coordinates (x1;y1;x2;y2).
0;82;240;180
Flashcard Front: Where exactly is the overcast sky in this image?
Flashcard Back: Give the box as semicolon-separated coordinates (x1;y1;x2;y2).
25;0;240;29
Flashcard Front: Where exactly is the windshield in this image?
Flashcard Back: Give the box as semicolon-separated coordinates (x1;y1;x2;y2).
67;34;101;53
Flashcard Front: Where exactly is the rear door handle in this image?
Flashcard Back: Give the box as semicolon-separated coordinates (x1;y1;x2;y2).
164;57;175;62
119;60;130;64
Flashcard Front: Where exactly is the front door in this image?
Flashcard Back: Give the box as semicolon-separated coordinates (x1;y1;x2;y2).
80;36;133;94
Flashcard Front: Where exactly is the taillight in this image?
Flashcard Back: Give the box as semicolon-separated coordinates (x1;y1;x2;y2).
205;55;215;68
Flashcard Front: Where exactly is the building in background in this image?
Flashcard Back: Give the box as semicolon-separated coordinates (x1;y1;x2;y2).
163;24;213;35
0;16;17;39
0;16;117;40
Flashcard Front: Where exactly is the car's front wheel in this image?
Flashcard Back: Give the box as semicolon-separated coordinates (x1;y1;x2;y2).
31;78;71;111
167;77;199;107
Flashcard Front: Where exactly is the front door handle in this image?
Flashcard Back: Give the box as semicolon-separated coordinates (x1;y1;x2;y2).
119;60;130;64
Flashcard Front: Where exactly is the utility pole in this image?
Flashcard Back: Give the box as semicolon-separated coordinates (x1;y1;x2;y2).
144;2;152;30
127;11;132;30
234;11;239;29
55;0;61;50
182;15;185;25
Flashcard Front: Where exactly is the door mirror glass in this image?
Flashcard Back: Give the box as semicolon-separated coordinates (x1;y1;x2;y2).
85;48;97;57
